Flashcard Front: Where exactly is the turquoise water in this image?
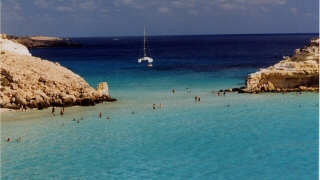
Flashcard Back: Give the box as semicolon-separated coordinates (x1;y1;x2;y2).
1;34;319;179
2;89;318;179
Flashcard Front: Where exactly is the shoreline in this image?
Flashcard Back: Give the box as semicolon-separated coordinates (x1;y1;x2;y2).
0;108;16;113
2;91;318;122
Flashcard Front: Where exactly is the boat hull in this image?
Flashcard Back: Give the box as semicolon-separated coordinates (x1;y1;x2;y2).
138;57;153;63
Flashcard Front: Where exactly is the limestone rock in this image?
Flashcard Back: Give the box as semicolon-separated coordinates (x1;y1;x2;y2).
245;38;319;92
0;35;115;109
267;81;274;91
97;82;108;96
14;93;27;105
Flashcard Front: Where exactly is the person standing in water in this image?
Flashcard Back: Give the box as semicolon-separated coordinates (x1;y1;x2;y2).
99;112;102;118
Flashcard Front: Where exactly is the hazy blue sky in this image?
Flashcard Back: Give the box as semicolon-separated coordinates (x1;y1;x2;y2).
1;0;319;37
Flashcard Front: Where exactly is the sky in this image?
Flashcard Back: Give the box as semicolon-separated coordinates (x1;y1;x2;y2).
1;0;319;37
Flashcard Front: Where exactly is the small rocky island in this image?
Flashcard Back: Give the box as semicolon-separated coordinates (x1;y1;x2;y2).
6;35;84;49
240;38;319;93
0;34;115;110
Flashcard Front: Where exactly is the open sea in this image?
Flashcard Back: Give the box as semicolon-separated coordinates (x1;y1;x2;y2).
1;34;319;179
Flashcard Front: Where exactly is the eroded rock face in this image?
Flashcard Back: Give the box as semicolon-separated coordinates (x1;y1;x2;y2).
244;38;319;93
97;82;108;96
0;34;115;109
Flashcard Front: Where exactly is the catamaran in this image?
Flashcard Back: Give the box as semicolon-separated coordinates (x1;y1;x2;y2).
138;27;153;67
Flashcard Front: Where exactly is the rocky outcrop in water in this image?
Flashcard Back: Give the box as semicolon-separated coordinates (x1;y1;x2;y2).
0;34;115;110
6;34;84;49
241;38;319;93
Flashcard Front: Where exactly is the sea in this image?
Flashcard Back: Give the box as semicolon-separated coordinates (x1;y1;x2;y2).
1;33;319;179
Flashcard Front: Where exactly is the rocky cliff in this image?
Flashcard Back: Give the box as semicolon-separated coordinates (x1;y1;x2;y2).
243;38;319;93
6;35;84;49
0;34;115;110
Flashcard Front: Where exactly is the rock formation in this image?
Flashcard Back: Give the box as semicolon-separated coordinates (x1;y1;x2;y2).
0;34;115;110
6;35;84;49
242;38;319;93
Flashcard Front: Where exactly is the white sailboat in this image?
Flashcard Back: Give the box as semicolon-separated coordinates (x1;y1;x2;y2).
138;27;153;67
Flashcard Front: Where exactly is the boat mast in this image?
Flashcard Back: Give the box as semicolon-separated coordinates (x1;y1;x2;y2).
143;26;146;57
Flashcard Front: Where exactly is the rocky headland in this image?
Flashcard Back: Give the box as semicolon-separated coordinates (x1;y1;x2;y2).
240;38;319;93
6;34;84;49
1;34;115;110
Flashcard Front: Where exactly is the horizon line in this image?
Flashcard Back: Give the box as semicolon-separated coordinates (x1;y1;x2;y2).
3;32;319;39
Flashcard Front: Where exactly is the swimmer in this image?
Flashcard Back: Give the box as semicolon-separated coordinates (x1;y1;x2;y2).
132;111;135;114
228;105;230;107
17;138;22;142
198;97;200;101
81;118;83;120
73;118;76;121
78;120;80;123
107;116;110;119
153;104;156;109
218;92;220;96
7;138;10;142
195;96;198;101
99;112;102;118
173;88;176;93
160;103;162;108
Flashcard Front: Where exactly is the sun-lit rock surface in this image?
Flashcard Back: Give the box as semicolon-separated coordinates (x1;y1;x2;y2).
0;34;115;109
243;38;319;93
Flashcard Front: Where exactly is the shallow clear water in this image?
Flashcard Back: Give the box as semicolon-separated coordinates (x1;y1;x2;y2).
1;34;319;179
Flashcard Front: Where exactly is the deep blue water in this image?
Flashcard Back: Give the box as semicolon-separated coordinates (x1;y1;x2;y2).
29;34;317;89
1;34;319;180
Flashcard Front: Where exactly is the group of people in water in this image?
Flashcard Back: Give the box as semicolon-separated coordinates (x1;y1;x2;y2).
72;117;84;123
153;103;162;109
51;106;65;116
7;137;22;143
99;112;110;119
